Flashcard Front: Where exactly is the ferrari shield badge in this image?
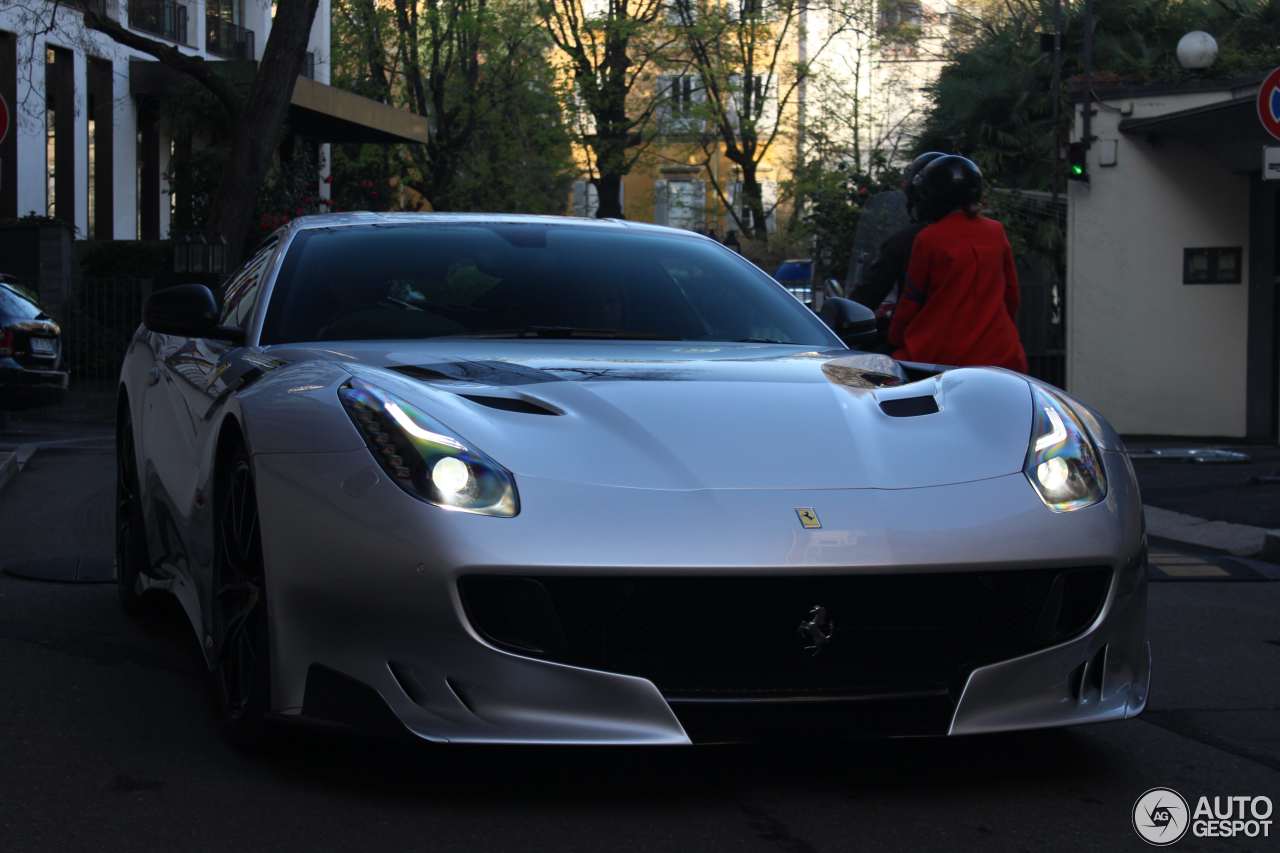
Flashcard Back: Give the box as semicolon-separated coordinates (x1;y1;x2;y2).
795;508;821;529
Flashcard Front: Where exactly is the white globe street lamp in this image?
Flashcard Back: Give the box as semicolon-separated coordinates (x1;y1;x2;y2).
1177;31;1218;70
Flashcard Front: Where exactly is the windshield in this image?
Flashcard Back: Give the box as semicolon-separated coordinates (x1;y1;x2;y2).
259;223;840;347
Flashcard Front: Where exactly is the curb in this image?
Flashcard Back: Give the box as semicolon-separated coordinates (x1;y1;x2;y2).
1262;530;1280;563
0;452;15;495
0;444;37;497
1143;504;1268;557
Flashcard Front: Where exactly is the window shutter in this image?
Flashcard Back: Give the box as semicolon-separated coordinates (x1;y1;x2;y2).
762;180;778;233
654;180;669;226
656;75;673;127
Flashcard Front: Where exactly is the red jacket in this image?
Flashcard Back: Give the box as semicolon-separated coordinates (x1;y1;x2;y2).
888;211;1028;373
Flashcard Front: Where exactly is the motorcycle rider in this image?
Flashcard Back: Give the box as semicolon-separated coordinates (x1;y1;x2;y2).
851;151;947;334
887;155;1028;372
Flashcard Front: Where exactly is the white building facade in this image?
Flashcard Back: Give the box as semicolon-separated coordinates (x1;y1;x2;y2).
1;0;419;242
1067;79;1278;441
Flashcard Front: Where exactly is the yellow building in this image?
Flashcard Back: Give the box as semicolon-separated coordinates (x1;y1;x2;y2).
563;0;966;235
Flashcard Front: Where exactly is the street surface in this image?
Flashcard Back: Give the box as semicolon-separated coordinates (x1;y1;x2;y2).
1;409;1278;852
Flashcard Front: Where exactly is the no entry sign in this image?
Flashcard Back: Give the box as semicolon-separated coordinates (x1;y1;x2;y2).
1258;66;1280;142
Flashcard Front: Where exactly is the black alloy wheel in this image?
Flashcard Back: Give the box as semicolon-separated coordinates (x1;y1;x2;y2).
212;445;272;745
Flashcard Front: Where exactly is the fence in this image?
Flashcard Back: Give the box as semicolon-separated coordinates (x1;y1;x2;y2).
58;276;152;384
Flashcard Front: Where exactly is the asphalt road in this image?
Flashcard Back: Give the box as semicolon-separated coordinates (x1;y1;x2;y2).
1;437;1278;853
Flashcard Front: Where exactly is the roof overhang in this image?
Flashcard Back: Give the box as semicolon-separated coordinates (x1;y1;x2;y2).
289;76;428;145
1118;92;1272;173
129;59;428;146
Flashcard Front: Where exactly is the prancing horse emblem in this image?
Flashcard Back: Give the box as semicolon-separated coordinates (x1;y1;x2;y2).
797;605;835;656
795;507;821;529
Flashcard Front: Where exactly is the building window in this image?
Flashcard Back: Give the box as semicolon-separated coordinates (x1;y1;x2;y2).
128;0;192;46
571;180;600;218
665;0;696;24
44;46;74;224
655;179;705;231
657;74;703;134
879;0;922;30
207;0;254;59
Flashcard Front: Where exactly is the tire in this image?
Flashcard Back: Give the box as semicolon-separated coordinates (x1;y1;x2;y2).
211;442;273;746
116;404;153;619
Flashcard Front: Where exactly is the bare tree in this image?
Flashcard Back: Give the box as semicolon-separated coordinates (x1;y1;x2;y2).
672;0;866;239
540;0;679;218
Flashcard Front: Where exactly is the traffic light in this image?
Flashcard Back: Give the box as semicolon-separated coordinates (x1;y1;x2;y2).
1067;141;1089;182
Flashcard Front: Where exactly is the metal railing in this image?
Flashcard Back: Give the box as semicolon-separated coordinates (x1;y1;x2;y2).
206;14;255;59
59;276;152;383
127;0;191;45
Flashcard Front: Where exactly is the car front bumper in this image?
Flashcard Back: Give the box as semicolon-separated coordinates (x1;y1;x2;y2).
251;449;1149;744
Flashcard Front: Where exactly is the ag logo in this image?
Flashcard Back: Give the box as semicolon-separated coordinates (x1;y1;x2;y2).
1133;788;1190;845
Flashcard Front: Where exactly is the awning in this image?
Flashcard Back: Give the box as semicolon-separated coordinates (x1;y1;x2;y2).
289;76;428;145
129;60;428;146
1119;93;1269;173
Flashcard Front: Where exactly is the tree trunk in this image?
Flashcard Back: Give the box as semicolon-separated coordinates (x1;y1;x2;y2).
207;0;321;263
594;173;624;219
740;166;768;241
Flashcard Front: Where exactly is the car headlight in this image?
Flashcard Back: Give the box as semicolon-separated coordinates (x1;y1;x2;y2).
338;378;519;517
1024;386;1107;512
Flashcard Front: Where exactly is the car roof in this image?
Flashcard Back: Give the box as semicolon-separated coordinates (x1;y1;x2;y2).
279;212;715;242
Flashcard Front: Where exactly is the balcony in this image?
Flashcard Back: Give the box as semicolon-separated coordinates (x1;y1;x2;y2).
128;0;191;46
206;14;255;59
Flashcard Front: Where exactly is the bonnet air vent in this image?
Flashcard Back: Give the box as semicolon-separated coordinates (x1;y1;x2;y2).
879;396;939;418
391;364;452;382
458;394;561;416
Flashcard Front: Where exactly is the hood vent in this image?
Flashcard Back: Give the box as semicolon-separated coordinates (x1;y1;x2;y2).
879;395;939;418
459;393;561;416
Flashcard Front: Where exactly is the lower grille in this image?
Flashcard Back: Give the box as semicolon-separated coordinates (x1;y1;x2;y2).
459;568;1111;705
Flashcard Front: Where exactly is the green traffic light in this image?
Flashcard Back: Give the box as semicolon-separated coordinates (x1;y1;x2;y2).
1071;164;1085;176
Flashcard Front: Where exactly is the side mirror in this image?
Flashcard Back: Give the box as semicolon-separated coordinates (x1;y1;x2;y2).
143;284;243;343
819;297;878;347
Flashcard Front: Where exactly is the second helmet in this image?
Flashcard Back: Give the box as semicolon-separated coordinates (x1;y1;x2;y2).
913;155;983;221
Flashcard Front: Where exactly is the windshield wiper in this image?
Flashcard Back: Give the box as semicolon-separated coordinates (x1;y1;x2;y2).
461;326;665;340
731;337;794;344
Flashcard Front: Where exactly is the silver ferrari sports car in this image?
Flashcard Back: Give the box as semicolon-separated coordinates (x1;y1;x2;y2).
118;213;1149;745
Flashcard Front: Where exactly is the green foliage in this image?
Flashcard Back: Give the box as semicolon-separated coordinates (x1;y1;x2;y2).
785;155;903;280
330;0;575;213
919;0;1280;193
426;28;576;214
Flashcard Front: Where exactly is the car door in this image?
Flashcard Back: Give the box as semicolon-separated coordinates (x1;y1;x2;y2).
168;239;279;426
140;239;278;577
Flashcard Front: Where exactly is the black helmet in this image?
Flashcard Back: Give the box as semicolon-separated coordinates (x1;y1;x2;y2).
902;151;947;220
913;155;983;222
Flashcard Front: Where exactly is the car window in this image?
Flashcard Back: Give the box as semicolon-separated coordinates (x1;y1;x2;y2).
260;223;838;347
219;240;277;331
0;285;43;321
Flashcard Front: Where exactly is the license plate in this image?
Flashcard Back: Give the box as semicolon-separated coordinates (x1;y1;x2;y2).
30;337;56;355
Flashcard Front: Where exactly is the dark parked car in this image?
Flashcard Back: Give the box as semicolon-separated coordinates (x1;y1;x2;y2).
0;276;69;409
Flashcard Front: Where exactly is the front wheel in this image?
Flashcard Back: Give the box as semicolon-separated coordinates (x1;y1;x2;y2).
116;405;153;619
211;444;272;746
